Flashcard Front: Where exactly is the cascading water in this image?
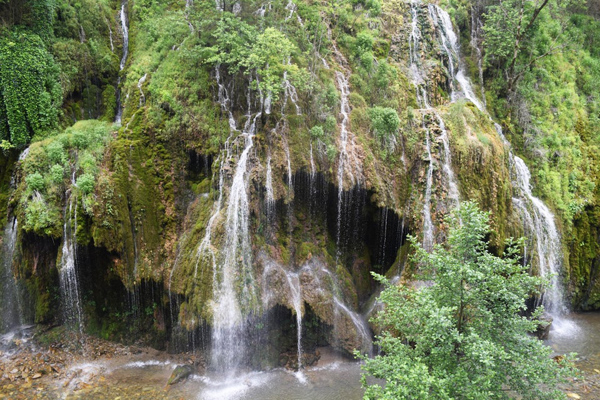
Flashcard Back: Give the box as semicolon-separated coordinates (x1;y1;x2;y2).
512;157;565;313
265;154;275;213
138;73;147;107
300;262;372;354
194;66;236;278
409;2;452;249
427;4;570;325
59;195;85;333
115;0;129;124
1;218;22;332
194;70;262;373
334;70;354;257
282;58;301;115
421;120;435;252
210;109;259;373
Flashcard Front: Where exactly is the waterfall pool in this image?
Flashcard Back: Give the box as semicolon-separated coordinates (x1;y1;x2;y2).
546;313;600;374
2;315;599;399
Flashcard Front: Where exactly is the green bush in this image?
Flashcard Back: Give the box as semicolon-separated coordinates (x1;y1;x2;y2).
76;173;95;195
26;172;45;192
368;106;400;144
310;125;325;140
50;164;65;184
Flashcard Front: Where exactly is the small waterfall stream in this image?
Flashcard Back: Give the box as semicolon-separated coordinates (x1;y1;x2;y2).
59;194;85;333
1;218;22;332
115;0;129;124
265;154;275;213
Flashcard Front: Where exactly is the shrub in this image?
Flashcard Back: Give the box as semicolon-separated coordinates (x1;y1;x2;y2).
358;202;578;399
26;172;45;192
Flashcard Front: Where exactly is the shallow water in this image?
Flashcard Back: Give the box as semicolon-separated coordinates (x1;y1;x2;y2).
3;314;599;399
546;312;600;373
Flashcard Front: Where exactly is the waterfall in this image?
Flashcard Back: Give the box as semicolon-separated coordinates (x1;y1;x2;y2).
195;66;236;277
427;4;570;322
210;111;258;372
115;0;129;124
334;70;354;256
282;57;301;115
422;120;435;252
470;10;486;108
409;1;464;249
265;154;275;213
59;195;85;333
194;70;262;373
299;261;372;354
1;218;23;332
409;2;435;250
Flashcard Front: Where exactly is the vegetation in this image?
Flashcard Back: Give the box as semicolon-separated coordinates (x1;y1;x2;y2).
18;120;113;236
0;0;599;389
359;202;577;399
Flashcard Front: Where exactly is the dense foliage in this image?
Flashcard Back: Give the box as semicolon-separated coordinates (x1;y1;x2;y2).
359;202;576;399
0;30;61;148
18;120;113;236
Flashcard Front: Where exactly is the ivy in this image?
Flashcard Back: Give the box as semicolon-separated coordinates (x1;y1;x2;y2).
0;30;62;148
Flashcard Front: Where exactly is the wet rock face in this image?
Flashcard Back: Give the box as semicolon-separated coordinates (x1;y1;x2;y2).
259;254;371;357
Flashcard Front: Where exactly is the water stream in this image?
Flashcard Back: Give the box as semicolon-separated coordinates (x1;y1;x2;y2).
1;218;22;332
210;96;261;373
59;195;85;333
115;0;129;124
409;1;460;250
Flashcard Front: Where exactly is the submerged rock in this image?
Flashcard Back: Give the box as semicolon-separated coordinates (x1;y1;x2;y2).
167;364;194;386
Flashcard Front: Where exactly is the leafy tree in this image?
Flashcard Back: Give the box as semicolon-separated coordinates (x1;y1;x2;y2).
368;106;399;149
359;202;577;399
482;0;581;92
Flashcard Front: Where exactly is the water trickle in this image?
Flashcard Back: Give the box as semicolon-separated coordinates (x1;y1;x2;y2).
107;19;114;52
422;121;435;252
185;0;194;33
470;11;486;108
115;0;129;124
265;154;275;213
282;58;301;115
1;218;23;332
261;261;304;375
334;70;354;257
138;73;147;107
60;195;85;333
285;0;296;21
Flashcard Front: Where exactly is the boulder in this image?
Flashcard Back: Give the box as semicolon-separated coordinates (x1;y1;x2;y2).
167;364;194;386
